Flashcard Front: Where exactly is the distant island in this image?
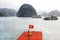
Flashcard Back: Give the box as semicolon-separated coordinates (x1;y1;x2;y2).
16;4;37;17
0;4;60;17
0;8;17;17
39;10;60;17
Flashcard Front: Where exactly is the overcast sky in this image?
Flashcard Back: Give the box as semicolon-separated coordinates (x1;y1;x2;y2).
0;0;60;12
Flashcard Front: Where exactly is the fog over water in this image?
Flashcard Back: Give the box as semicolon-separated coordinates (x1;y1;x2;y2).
0;17;60;40
0;0;60;40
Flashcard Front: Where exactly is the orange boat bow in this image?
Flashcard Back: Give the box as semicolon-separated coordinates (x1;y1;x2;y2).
17;31;42;40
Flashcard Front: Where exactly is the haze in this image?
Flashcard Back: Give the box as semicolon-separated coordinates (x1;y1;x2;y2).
0;0;60;12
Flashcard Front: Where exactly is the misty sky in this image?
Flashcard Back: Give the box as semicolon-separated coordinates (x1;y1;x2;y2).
0;0;60;12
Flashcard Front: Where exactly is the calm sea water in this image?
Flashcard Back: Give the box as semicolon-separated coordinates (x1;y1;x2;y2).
0;17;60;40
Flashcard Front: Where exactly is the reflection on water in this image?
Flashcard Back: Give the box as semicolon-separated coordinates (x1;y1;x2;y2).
0;17;60;40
